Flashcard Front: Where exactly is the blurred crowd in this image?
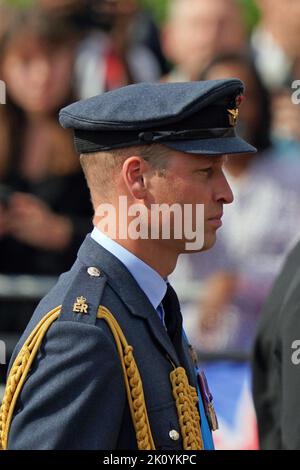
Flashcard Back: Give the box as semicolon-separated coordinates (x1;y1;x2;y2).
1;0;300;358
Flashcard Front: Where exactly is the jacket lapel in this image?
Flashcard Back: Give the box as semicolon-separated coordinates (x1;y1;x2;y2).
77;235;180;366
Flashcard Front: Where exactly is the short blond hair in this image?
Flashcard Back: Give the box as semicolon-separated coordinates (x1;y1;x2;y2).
80;144;171;205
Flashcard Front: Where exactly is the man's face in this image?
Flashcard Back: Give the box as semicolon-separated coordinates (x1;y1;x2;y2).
258;0;300;54
163;0;245;79
145;149;234;253
2;36;74;114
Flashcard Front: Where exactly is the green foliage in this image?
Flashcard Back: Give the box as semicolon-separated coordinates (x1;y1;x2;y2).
4;0;33;6
240;0;260;32
138;0;169;24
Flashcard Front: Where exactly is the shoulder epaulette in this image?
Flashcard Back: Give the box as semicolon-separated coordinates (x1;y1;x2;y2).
58;265;107;326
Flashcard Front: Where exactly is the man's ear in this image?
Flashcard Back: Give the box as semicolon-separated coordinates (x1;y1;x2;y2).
121;156;148;200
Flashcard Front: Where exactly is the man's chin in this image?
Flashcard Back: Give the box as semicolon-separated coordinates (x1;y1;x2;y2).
203;233;217;250
196;233;217;252
178;234;216;254
200;241;215;252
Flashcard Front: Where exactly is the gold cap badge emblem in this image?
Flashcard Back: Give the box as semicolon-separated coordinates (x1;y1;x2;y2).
227;108;239;127
227;94;244;127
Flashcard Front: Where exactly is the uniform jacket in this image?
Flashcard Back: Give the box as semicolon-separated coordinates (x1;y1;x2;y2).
7;234;201;450
252;240;300;449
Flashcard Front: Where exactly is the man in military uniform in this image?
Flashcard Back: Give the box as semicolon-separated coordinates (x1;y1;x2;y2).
1;80;255;450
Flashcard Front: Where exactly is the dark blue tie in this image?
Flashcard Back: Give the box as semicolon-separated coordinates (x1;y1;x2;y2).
162;283;183;354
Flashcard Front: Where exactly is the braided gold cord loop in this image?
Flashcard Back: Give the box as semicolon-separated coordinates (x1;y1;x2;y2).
0;306;61;450
170;367;204;450
124;346;151;450
0;347;30;449
0;303;201;452
98;307;155;450
0;305;155;451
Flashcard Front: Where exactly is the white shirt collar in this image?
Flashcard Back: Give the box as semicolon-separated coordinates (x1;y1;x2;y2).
91;227;167;310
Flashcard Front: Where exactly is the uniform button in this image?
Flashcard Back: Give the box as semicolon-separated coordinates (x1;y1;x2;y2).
87;267;101;277
169;429;180;441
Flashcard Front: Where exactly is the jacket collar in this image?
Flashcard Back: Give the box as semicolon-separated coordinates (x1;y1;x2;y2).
90;227;167;311
77;234;181;366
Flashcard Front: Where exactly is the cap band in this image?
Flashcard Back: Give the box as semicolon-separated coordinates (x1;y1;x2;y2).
138;128;236;143
74;127;237;154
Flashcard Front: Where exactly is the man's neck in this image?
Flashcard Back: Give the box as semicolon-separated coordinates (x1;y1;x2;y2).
95;229;178;278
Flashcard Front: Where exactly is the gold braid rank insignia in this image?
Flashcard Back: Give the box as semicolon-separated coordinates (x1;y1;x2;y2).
73;296;89;314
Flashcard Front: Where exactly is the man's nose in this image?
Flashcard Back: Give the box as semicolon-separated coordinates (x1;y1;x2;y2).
214;173;234;205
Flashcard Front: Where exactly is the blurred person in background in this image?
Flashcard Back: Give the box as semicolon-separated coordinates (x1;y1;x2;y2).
0;7;93;333
69;0;163;98
37;0;169;78
171;53;300;354
0;2;13;38
252;238;300;449
252;0;300;157
161;0;247;83
252;0;300;89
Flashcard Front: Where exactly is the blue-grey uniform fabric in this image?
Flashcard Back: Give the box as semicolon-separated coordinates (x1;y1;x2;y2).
59;80;256;155
7;235;204;450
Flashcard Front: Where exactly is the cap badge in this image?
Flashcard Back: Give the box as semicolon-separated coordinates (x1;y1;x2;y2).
73;296;89;314
227;94;244;126
227;107;239;127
